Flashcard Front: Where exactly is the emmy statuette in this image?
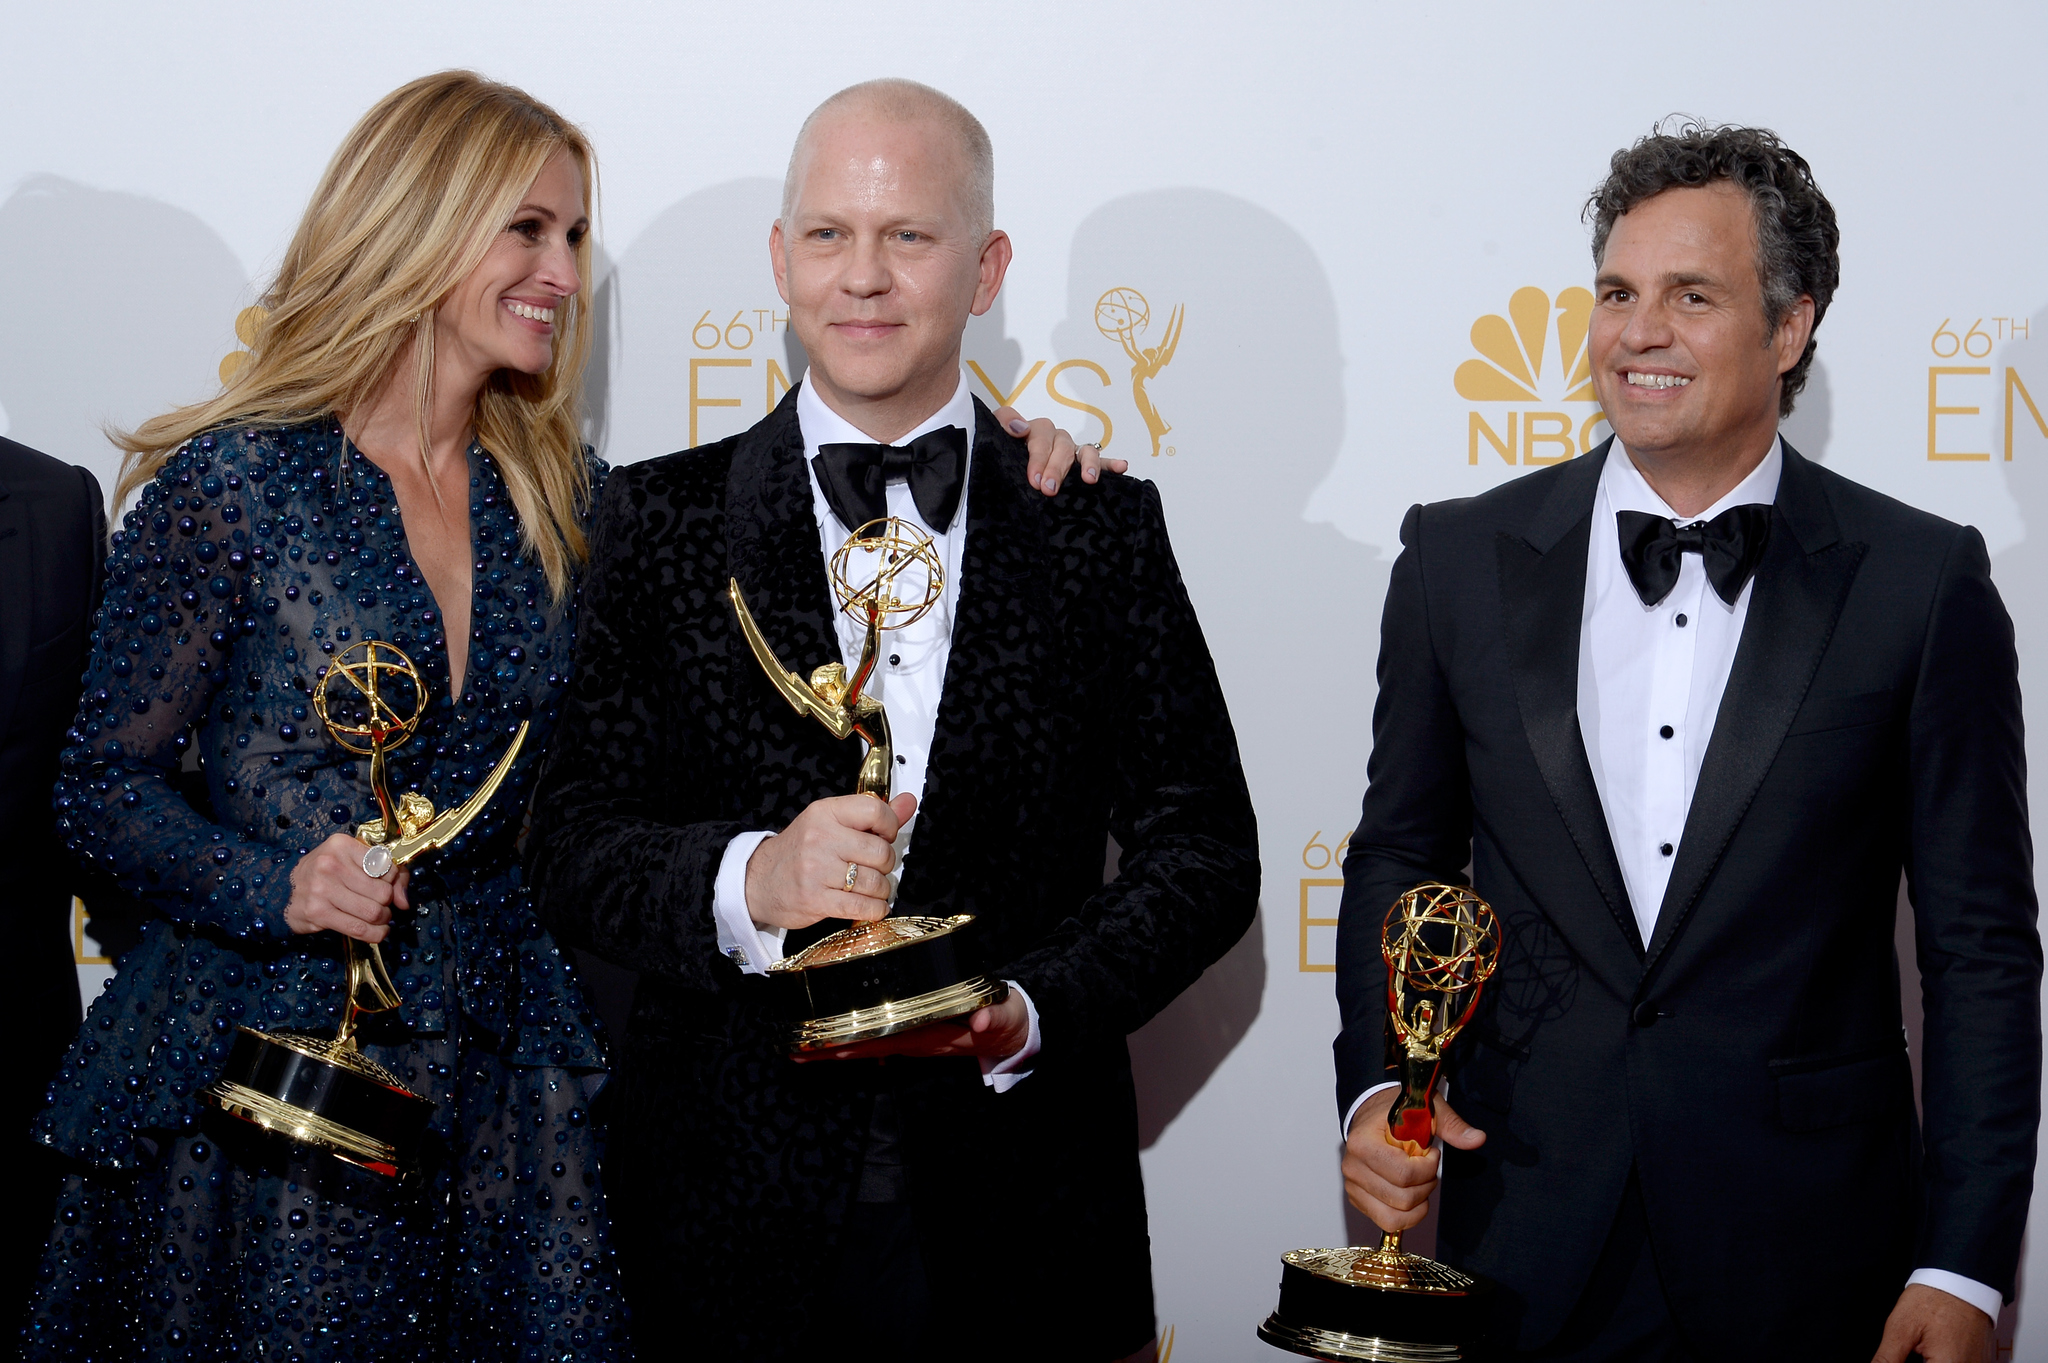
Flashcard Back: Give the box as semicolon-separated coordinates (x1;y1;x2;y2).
200;641;530;1176
729;517;1007;1053
1260;884;1504;1361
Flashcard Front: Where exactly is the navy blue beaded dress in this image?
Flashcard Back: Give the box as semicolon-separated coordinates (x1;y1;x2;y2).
24;419;629;1361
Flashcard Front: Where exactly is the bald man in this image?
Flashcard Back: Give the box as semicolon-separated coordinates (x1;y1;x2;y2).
528;80;1258;1362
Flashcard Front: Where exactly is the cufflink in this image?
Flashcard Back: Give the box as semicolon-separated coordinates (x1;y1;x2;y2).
725;946;750;967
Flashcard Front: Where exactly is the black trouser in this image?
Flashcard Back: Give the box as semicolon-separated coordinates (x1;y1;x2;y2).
810;1094;934;1361
812;1200;932;1360
1523;1169;1697;1363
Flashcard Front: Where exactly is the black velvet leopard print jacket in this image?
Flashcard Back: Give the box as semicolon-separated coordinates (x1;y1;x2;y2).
527;391;1258;1358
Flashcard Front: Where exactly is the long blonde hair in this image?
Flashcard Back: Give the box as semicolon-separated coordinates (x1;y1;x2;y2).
114;70;598;600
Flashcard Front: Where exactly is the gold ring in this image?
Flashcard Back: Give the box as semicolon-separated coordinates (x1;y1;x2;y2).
844;862;860;892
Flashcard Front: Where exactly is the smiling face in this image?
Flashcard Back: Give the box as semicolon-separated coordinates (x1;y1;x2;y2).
1589;182;1812;466
434;149;588;382
771;108;1009;440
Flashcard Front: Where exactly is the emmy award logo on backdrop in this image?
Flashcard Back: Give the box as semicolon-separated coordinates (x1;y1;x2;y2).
673;291;1192;460
1095;287;1184;457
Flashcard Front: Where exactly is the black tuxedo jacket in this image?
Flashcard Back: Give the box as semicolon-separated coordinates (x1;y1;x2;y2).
528;392;1258;1358
1335;440;2039;1355
2;438;105;1112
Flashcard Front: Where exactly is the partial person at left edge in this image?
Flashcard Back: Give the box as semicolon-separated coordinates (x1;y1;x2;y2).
0;434;107;1327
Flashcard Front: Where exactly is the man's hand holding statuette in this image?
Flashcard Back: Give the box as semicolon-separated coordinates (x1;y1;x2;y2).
744;792;916;930
1341;1087;1487;1234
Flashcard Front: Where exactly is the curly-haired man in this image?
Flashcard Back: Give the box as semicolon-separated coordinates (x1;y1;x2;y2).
1334;122;2038;1361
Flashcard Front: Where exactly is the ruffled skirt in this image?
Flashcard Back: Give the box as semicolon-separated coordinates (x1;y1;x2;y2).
23;1021;629;1361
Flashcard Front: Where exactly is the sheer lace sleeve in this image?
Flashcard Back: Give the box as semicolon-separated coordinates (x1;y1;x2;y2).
54;433;301;941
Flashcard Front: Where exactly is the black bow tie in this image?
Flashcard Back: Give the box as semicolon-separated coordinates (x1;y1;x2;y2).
812;426;968;534
1616;504;1773;607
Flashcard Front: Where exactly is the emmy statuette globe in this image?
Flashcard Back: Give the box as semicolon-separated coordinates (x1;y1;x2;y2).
1094;286;1151;346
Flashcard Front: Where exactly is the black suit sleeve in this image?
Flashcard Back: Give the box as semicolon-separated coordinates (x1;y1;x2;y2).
1333;503;1475;1124
526;472;749;991
1002;480;1260;1046
1904;524;2042;1298
20;459;108;1081
77;465;107;614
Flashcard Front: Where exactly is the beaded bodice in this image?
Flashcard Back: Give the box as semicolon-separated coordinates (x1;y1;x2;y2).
39;418;606;1165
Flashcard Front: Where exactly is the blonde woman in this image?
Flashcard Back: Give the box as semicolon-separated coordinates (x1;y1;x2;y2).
22;70;1110;1360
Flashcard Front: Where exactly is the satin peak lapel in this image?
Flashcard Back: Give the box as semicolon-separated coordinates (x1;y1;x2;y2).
1643;443;1867;970
1498;445;1642;964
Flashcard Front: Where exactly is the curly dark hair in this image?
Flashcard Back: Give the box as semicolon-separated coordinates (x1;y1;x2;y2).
1586;119;1840;417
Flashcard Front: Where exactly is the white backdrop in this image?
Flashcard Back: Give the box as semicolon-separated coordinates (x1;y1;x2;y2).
8;2;2047;1357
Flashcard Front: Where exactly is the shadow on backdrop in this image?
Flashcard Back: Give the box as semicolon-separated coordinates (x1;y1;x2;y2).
0;175;247;495
784;318;809;389
1053;189;1386;1151
600;177;786;470
581;243;620;458
1780;356;1832;463
963;290;1024;405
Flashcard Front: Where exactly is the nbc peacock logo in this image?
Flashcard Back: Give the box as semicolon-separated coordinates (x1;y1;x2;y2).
1455;286;1609;466
219;306;269;385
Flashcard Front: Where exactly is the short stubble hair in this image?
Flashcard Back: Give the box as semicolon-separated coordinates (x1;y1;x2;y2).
781;78;994;239
1586;119;1840;418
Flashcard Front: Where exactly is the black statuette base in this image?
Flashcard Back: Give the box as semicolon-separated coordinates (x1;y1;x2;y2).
200;1026;435;1177
1259;1252;1495;1360
765;914;1005;1051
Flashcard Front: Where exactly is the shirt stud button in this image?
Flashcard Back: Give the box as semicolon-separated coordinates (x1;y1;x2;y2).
889;654;901;666
1659;725;1674;739
896;754;906;764
1675;613;1689;628
1659;842;1674;857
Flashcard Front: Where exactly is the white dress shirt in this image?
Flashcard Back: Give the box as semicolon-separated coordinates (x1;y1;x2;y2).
1579;436;1779;945
710;370;1040;1091
1343;437;1998;1324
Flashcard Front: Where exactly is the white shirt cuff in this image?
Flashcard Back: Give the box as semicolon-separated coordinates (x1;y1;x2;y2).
1905;1268;2002;1325
980;982;1040;1092
712;831;785;975
1343;1081;1400;1141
